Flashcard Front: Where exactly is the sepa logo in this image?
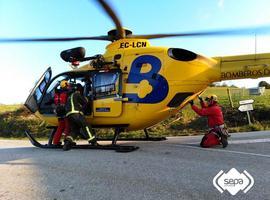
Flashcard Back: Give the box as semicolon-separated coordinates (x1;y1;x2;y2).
213;168;254;195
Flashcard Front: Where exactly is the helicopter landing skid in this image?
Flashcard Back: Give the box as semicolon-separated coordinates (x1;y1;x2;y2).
99;128;166;142
25;131;139;152
98;137;167;141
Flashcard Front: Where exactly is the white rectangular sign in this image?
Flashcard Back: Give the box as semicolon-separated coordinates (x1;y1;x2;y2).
239;99;254;105
238;104;253;112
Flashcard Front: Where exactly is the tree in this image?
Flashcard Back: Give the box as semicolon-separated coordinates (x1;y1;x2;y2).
208;83;217;87
258;81;270;89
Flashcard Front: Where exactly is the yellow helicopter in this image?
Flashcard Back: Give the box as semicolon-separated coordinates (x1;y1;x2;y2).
2;0;270;151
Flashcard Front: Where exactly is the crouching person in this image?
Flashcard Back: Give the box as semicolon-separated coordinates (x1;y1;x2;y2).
189;94;229;148
63;84;97;151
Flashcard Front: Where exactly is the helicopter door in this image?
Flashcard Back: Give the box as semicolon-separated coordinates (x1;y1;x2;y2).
24;67;52;113
92;71;122;117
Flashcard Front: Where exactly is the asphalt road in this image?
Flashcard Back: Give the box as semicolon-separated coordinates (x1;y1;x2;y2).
0;131;270;200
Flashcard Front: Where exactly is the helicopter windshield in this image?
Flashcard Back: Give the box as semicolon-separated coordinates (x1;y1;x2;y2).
24;67;52;113
34;70;51;104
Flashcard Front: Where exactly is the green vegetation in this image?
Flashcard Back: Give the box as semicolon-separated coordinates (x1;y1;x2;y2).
0;104;21;113
1;87;270;139
0;105;49;138
145;87;270;137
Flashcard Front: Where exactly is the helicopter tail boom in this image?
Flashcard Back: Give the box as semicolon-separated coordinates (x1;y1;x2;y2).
214;53;270;81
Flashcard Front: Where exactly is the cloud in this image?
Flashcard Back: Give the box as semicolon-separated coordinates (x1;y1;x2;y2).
218;0;224;8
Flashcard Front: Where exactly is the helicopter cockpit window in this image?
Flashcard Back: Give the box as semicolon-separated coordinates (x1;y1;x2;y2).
34;71;51;104
39;74;69;114
46;75;69;97
93;72;119;99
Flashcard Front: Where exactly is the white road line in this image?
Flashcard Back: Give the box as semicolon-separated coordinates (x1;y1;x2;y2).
172;144;270;158
0;146;30;149
229;138;270;144
0;147;15;149
182;138;270;145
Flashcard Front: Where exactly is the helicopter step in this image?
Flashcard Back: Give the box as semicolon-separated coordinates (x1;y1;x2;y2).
25;131;139;153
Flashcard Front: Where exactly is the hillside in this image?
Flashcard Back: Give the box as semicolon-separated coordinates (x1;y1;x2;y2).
1;87;270;138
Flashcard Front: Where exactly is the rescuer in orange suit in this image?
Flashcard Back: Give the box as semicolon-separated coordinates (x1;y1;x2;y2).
52;80;71;146
189;94;229;148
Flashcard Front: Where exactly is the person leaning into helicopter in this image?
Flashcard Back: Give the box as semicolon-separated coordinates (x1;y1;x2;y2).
189;94;229;148
82;74;93;115
51;80;71;146
63;83;97;151
83;74;93;99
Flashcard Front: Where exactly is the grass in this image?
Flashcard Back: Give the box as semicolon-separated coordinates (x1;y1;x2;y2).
202;87;270;108
0;104;21;113
152;86;270;135
1;86;270;139
0;105;50;138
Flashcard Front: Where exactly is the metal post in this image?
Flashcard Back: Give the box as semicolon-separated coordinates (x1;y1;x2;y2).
227;88;234;108
247;111;252;125
144;128;149;139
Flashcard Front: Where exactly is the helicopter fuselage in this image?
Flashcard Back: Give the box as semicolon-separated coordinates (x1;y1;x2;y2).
30;39;220;131
27;38;270;131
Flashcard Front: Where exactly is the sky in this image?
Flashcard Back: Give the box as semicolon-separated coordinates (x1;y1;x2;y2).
1;0;270;104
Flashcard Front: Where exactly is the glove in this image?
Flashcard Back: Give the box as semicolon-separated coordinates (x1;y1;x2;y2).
198;96;203;102
189;100;194;106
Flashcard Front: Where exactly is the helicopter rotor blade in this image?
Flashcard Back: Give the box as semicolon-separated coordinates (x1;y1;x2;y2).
128;25;270;39
0;35;112;43
95;0;125;39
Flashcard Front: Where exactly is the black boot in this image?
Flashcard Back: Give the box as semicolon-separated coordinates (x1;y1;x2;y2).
216;129;228;148
220;135;228;148
88;137;99;146
63;138;73;151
